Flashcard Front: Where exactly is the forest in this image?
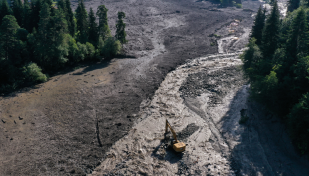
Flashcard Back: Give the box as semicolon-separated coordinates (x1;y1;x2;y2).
242;0;309;154
0;0;127;93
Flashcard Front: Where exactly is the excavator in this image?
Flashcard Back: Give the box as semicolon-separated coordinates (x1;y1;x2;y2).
165;119;186;152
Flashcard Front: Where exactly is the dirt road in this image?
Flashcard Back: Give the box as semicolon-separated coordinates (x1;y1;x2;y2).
1;0;307;175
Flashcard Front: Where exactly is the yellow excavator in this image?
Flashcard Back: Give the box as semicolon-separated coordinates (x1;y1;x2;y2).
165;119;186;152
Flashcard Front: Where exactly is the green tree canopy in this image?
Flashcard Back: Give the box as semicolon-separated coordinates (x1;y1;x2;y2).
12;0;23;26
75;0;88;43
0;0;12;25
88;8;98;46
115;11;127;44
250;6;266;45
97;5;110;40
262;0;280;58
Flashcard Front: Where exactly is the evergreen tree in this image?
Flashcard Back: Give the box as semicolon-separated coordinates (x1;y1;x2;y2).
30;0;42;31
0;0;12;25
250;6;266;45
36;2;68;69
287;0;300;12
65;0;75;37
0;15;20;60
57;0;66;10
286;8;309;60
12;0;23;26
96;5;110;41
23;0;31;31
75;0;88;43
115;11;127;44
261;0;280;58
88;8;98;46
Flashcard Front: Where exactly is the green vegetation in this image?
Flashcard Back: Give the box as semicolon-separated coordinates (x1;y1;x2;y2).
242;1;309;154
213;33;221;38
0;0;127;93
235;3;242;8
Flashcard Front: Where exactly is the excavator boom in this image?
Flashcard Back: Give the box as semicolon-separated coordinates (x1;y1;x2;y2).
165;119;186;152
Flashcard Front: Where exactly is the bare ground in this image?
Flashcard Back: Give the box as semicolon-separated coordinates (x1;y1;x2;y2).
1;0;307;175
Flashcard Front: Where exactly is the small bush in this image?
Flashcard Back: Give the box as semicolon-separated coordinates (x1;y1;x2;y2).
22;62;47;83
235;3;242;8
213;34;221;38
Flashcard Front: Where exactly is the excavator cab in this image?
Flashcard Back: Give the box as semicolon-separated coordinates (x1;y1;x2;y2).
165;119;186;152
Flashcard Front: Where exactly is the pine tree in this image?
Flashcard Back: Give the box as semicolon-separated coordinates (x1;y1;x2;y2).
36;2;68;69
12;0;23;26
75;0;88;43
23;0;31;31
30;0;42;32
288;0;300;12
286;8;309;59
261;0;280;58
115;12;127;44
250;6;266;45
0;0;12;25
36;2;51;66
57;0;66;10
96;5;110;41
65;0;75;37
88;8;98;46
0;15;20;60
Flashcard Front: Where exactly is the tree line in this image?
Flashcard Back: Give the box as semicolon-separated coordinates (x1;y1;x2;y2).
0;0;127;93
242;1;309;154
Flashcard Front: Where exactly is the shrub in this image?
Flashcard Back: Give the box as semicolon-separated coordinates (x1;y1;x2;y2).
101;37;122;59
235;3;242;8
22;62;47;83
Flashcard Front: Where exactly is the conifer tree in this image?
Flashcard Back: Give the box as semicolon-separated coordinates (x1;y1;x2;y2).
96;5;110;41
75;0;88;43
30;0;42;31
57;0;66;11
0;15;20;60
23;0;31;31
65;0;75;37
88;8;98;46
286;8;309;61
12;0;23;26
115;12;127;44
0;0;12;25
288;0;300;12
261;0;280;58
251;6;266;45
36;2;68;69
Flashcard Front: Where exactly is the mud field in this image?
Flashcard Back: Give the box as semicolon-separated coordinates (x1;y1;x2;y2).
1;0;308;175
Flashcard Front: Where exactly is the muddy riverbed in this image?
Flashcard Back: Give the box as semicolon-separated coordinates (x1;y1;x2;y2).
1;0;308;175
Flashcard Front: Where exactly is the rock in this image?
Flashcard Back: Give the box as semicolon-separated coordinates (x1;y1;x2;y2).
19;116;23;120
1;119;5;123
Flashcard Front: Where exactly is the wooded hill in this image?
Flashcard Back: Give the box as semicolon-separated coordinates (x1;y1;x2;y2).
242;1;309;154
0;0;127;93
